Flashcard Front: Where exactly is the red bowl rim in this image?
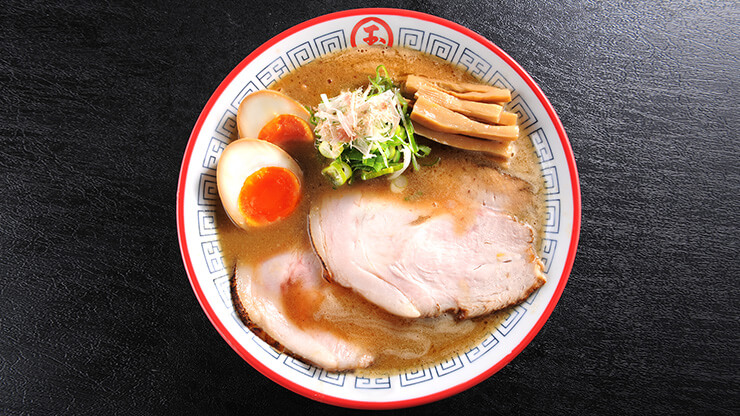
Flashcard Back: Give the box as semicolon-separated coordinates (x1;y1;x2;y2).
176;7;581;410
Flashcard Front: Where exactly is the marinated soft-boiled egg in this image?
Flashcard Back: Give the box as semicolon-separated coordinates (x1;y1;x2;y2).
237;90;312;140
217;138;303;229
258;114;314;147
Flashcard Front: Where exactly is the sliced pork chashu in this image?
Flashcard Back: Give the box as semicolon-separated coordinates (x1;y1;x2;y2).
234;249;374;371
309;189;546;319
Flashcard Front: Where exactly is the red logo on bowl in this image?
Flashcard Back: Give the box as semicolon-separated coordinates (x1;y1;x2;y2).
350;17;394;47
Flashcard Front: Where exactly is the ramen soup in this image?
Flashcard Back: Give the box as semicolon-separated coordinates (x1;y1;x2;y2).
218;47;546;374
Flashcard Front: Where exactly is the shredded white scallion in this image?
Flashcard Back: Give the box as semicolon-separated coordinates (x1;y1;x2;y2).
314;88;402;158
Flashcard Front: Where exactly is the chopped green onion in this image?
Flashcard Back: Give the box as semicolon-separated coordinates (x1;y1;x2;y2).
318;141;344;159
322;159;352;187
314;64;437;186
418;156;441;167
390;175;408;193
360;164;401;180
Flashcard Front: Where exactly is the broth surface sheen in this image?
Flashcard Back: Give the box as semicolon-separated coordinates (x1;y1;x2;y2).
218;47;546;374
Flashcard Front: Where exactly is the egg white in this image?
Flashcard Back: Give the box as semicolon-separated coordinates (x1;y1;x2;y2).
237;90;311;138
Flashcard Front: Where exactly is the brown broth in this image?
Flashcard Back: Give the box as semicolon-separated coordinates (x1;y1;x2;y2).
218;46;546;375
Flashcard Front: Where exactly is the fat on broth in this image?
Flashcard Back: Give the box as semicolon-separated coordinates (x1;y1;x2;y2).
218;47;546;374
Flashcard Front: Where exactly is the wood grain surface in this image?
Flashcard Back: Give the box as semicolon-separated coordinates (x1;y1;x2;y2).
1;0;738;414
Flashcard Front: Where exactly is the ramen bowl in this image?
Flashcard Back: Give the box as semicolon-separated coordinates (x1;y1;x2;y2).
177;8;580;409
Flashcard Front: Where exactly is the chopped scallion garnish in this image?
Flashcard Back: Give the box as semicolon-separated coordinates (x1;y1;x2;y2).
313;65;434;186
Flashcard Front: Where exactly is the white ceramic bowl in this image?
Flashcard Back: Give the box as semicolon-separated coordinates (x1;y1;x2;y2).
177;8;581;409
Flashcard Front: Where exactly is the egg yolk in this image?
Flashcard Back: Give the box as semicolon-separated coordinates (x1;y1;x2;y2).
238;167;301;226
258;114;314;146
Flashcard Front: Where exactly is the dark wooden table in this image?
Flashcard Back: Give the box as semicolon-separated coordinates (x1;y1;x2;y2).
2;1;738;414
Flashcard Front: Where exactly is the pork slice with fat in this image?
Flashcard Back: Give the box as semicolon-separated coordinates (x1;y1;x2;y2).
234;249;374;371
309;190;546;319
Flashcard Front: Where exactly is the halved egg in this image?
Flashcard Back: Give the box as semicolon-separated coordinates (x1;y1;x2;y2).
237;90;311;139
258;114;314;146
217;138;303;229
